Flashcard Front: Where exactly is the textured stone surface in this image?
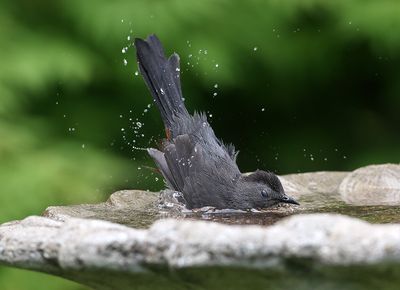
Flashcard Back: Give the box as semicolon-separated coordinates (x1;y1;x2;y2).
42;171;350;228
339;164;400;205
1;214;400;289
280;171;348;197
279;171;348;209
2;165;400;289
40;166;400;229
43;190;159;228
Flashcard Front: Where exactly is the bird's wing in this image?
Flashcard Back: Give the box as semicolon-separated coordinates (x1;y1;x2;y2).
149;113;242;208
148;135;199;193
147;148;179;190
164;131;241;208
180;142;240;208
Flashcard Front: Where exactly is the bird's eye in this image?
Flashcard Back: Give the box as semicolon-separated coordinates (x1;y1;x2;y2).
261;189;268;198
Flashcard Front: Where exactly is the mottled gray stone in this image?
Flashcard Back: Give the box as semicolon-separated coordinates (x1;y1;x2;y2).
280;171;348;197
43;190;159;228
339;164;400;205
1;214;400;289
279;171;349;210
2;166;400;289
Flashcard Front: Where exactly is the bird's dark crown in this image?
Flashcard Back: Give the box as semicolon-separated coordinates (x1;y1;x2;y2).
242;170;284;193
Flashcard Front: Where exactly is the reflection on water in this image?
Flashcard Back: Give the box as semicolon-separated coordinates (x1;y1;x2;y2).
44;190;400;229
120;192;400;229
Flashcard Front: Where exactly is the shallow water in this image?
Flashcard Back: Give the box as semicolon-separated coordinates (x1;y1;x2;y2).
166;202;400;227
116;192;400;229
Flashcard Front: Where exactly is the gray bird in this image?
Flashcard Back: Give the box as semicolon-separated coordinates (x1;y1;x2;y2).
135;34;299;210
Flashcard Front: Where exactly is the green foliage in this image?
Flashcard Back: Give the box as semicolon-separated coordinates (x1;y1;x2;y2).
0;0;400;288
0;268;88;290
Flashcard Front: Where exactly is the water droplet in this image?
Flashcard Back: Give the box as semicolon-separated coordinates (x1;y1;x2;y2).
214;84;218;89
261;108;265;112
121;128;125;131
215;64;219;68
123;59;128;66
82;144;85;149
160;88;165;95
119;114;123;118
122;47;127;53
127;36;131;41
209;114;213;118
176;68;180;72
213;92;218;97
253;47;258;51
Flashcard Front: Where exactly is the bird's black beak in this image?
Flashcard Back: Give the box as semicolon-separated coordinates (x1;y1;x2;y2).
281;195;300;205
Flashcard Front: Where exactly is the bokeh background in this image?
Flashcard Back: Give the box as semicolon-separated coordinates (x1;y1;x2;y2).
1;0;399;288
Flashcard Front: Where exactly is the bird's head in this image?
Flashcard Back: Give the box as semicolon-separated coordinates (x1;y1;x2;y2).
236;170;299;209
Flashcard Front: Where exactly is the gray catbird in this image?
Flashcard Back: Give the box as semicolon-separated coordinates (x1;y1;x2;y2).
135;34;299;209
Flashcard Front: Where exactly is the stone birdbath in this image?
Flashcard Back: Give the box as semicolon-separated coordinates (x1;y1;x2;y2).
1;164;400;290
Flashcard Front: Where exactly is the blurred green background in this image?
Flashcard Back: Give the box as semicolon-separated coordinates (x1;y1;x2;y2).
0;0;399;289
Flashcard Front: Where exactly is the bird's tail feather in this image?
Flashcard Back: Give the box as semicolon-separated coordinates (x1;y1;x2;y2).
135;35;188;129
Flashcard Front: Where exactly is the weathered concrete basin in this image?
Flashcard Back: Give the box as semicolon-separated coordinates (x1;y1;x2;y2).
1;163;400;289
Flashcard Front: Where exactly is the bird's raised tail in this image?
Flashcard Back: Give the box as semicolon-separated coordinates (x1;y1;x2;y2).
135;35;189;130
